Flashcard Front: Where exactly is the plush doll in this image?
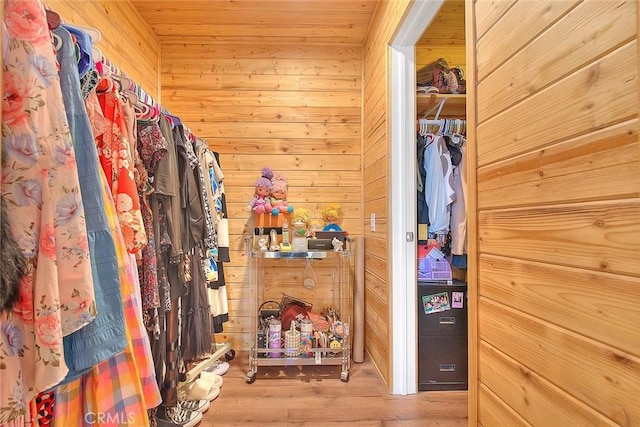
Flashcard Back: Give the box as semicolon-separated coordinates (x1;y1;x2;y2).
269;171;294;216
290;207;312;237
321;203;343;231
246;167;273;215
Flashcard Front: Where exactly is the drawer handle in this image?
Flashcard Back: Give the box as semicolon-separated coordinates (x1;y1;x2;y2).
439;317;455;325
439;364;456;372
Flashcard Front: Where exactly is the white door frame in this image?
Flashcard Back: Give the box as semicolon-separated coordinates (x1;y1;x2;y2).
389;0;443;395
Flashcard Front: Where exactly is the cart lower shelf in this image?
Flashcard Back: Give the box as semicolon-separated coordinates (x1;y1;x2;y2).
246;345;350;383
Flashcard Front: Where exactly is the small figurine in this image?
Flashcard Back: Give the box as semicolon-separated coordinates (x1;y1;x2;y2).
331;237;344;252
269;229;280;251
269;171;294;216
246;167;273;215
257;236;269;251
321;203;343;231
291;208;311;236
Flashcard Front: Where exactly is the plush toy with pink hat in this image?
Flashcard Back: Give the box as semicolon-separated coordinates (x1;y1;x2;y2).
269;171;294;216
246;167;274;215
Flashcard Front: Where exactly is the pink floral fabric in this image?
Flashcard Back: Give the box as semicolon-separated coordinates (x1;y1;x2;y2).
1;0;97;423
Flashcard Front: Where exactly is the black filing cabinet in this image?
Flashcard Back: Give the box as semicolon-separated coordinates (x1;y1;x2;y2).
417;280;468;391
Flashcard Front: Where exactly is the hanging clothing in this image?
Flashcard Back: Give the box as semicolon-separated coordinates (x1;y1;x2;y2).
96;83;147;254
423;135;456;235
54;166;161;426
53;24;126;384
201;149;230;333
416;134;430;234
173;125;212;363
450;141;468;256
1;1;97;422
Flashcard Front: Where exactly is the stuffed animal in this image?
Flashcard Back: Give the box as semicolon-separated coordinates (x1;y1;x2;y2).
269;171;294;216
321;203;343;231
246;167;273;215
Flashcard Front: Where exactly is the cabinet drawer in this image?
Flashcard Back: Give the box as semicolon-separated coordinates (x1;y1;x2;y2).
417;284;467;336
418;335;468;391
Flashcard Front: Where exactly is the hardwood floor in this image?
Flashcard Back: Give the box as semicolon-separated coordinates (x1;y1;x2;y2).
197;352;468;426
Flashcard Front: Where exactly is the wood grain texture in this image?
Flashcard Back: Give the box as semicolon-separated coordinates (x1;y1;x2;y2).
477;120;640;209
477;40;637;167
48;0;160;97
476;0;579;81
360;0;413;388
132;0;377;44
158;30;364;360
417;0;465;46
474;0;516;41
479;200;640;276
478;0;636;123
474;2;640;423
479;299;640;426
479;254;640;358
479;342;617;426
478;384;529;427
193;351;467;426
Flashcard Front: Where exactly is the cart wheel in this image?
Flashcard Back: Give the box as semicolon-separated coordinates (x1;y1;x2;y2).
340;371;349;382
245;372;256;384
225;349;236;361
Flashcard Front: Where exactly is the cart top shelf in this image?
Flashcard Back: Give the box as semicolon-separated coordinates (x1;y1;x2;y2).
252;250;352;259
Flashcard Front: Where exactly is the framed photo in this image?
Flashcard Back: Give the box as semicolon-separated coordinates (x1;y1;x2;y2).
422;291;450;314
451;291;464;308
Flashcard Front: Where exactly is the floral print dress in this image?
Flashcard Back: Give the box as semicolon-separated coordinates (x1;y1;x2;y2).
1;0;97;423
96;84;147;254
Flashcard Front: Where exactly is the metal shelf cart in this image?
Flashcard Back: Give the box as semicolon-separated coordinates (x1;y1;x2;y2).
244;237;353;383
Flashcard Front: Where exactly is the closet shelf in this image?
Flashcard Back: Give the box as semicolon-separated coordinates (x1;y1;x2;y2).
417;93;466;118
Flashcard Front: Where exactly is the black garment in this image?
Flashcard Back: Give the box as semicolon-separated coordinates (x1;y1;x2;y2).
0;196;25;311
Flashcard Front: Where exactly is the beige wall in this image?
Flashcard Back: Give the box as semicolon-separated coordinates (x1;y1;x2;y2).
159;42;364;349
470;0;640;424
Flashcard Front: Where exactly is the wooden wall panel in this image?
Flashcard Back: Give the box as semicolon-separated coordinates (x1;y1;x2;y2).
479;201;640;277
479;300;640;425
477;120;640;209
476;0;579;81
478;385;528;427
160;41;363;354
360;0;413;387
479;343;616;426
47;0;160;97
472;0;640;424
477;40;637;167
477;0;636;123
479;255;640;357
474;0;516;41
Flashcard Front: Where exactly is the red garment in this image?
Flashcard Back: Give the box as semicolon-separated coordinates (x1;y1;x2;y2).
96;83;147;254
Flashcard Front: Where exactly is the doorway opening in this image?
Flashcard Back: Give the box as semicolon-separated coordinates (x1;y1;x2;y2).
389;0;448;395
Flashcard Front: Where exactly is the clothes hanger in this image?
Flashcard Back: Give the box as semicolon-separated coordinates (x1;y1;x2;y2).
52;33;63;51
63;23;102;44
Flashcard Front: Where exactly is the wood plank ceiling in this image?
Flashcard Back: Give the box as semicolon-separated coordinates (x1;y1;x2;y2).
130;0;379;44
417;0;465;46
